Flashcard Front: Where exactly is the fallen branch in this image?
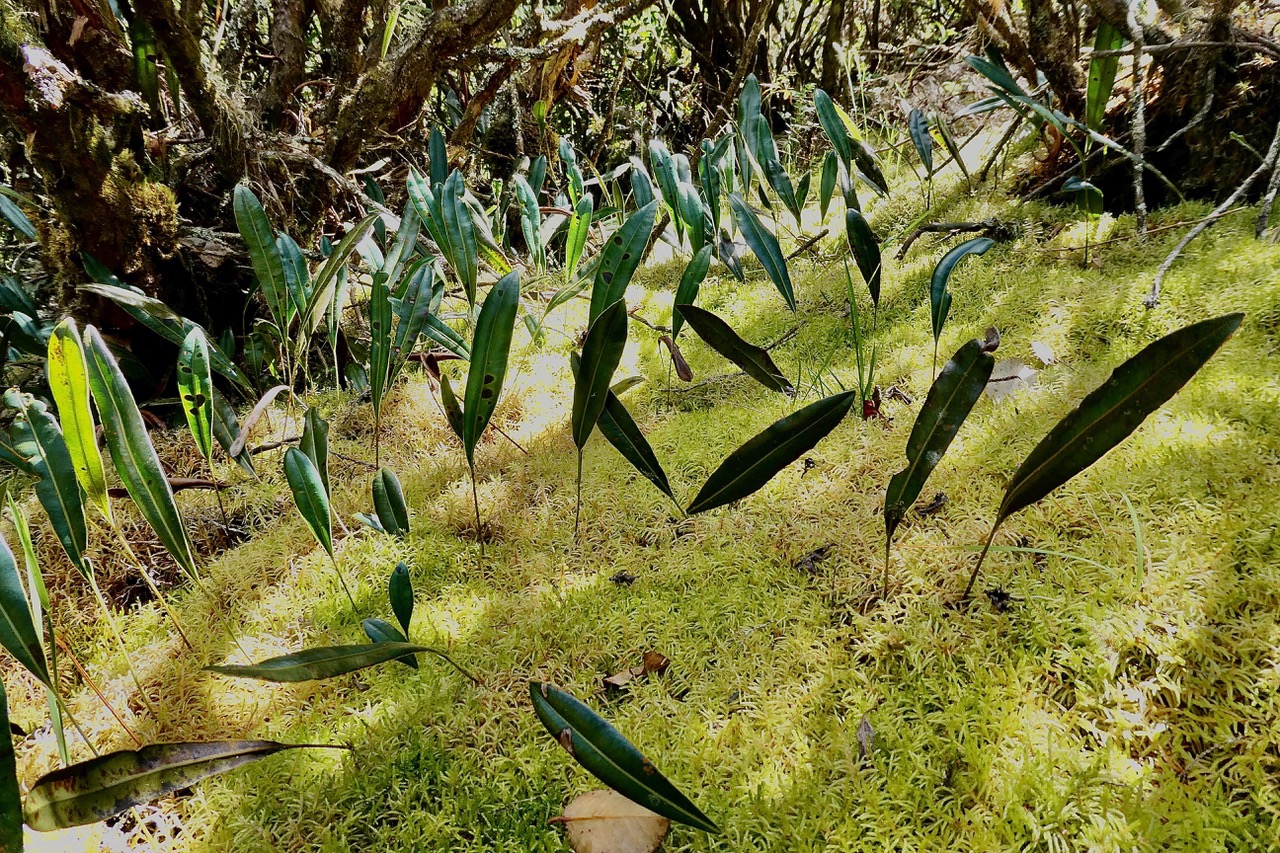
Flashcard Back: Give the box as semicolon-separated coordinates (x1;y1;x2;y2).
787;228;829;260
896;219;1004;259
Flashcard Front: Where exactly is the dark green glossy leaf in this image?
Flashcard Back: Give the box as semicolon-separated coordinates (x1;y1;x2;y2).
296;213;379;343
819;151;838;219
439;372;465;441
463;271;521;464
369;269;393;425
572;299;628;450
283;447;332;558
728;193;795;311
299;407;329;497
388;561;413;635
676;183;707;255
844;209;881;306
676;305;791;394
1086;23;1125;131
177;329;215;463
0;193;35;241
589;201;657;324
361;618;417;669
0;527;49;685
930;237;994;345
233;185;290;334
372;467;409;537
908;108;933;174
441;171;479;305
513;175;545;272
429;126;448;189
1062;176;1103;217
885;334;997;545
276;232;309;323
688;391;857;515
597;387;674;501
0;681;21;850
998;314;1243;525
529;681;718;833
672;246;712;339
207;643;460;682
24;741;321;830
814;89;852;165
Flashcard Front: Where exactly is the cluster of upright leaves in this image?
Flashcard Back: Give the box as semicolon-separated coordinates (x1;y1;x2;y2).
362;562;416;668
356;467;409;537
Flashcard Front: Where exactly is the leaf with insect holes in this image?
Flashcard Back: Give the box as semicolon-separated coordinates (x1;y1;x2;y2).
372;468;409;537
931;237;995;346
530;681;718;833
177;329;215;463
728;193;795;311
687;391;857;515
47;318;112;523
590;201;657;324
572;300;628;450
23;741;329;830
283;448;332;558
885;333;998;548
562;789;669;853
676;305;791;394
462;271;520;465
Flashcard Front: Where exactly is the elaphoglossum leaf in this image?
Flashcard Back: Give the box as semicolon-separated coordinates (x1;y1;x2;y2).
572;299;629;450
529;681;718;833
23;741;328;830
596;388;675;502
728;193;795;311
177;328;215;463
590;201;657;324
908;108;933;173
0;192;36;240
388;561;413;635
299;407;330;497
439;372;465;440
296;213;379;343
675;305;791;394
207;643;473;683
361;618;417;669
931;237;995;345
372;468;409;536
1087;22;1125;132
687;391;857;515
844;210;881;306
0;527;49;685
0;681;22;850
814;89;852;165
233;185;290;332
997;314;1243;524
283;447;332;558
47;318;112;523
671;246;712;340
819;151;838;219
462;271;521;464
884;333;998;546
566;193;594;281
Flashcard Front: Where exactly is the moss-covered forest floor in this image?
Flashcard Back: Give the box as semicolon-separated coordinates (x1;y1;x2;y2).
7;172;1280;851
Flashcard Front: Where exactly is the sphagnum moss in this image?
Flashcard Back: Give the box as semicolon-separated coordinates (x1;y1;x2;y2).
7;177;1280;852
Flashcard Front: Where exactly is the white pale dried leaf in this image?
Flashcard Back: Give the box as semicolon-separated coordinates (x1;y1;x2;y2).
562;789;670;853
984;358;1039;403
1030;340;1056;365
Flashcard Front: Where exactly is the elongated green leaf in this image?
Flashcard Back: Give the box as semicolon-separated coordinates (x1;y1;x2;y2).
930;237;994;345
908;108;933;174
565;194;593;281
462;271;520;464
390;261;436;376
0;193;35;241
429;126;448;189
47;319;111;523
676;183;707;254
439;372;465;441
299;407;329;497
212;390;255;475
442;171;479;305
83;327;198;576
513;175;545;273
361;618;417;669
297;214;380;344
529;681;718;833
728;193;795;312
24;741;322;830
276;233;309;323
372;468;409;537
207;643;459;682
572;299;629;451
0;274;37;317
233;185;290;333
998;314;1243;524
388;561;413;635
597;385;674;501
688;391;857;515
423;314;471;362
4;391;89;578
755;118;801;222
844;210;881;306
0;681;21;850
676;305;791;394
815;89;853;166
0;528;49;685
885;334;997;545
1087;23;1125;132
935;114;970;184
819;151;838;219
369;270;394;425
698;139;723;234
1062;176;1103;217
589;201;657;324
672;246;712;340
283;447;332;558
177;329;215;464
966;53;1026;98
629;158;655;209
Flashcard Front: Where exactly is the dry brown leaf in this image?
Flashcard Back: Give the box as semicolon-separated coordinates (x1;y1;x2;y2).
559;790;669;853
603;651;670;690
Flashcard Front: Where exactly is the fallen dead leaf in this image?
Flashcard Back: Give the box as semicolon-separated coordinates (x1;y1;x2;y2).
603;651;670;690
857;714;874;759
1030;341;1056;365
659;335;693;382
915;492;948;517
557;789;669;853
984;358;1038;403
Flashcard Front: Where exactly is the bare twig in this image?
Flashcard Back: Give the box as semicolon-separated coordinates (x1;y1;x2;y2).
1147;118;1280;307
786;228;829;260
896;220;1001;259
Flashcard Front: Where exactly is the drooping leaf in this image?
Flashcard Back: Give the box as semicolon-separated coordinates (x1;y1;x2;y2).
513;174;546;273
884;333;998;546
372;468;409;537
462;271;520;464
844;209;881;306
23;741;324;830
671;246;712;340
675;305;791;394
438;371;465;441
596;387;675;502
935;114;970;184
0;193;36;241
388;561;413;636
299;406;330;497
687;391;857;515
572;300;629;450
283;447;332;559
1086;22;1125;132
0;527;49;685
728;193;795;311
1062;176;1104;217
212;390;255;475
233;185;291;335
998;314;1243;524
207;643;463;682
908;108;933;174
529;681;718;834
0;681;22;850
295;213;379;343
227;384;293;457
930;237;995;347
589;201;657;324
177;329;215;463
361;618;417;669
814;89;853;166
676;183;707;254
47;318;112;523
